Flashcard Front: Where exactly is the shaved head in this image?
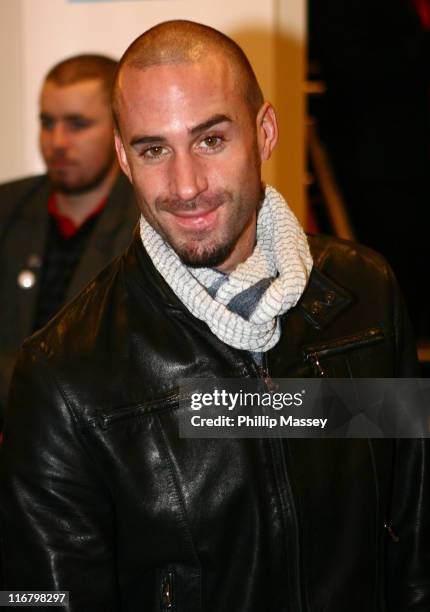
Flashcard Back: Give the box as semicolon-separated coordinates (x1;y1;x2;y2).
112;20;264;129
112;19;278;272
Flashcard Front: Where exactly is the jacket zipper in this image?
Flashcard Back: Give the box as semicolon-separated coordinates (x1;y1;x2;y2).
305;351;325;376
257;353;279;391
96;394;180;428
160;570;174;610
384;521;400;543
303;327;385;377
253;353;304;611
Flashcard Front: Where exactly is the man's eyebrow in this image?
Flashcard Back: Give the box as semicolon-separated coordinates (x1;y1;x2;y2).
189;114;232;135
129;114;232;147
39;113;91;122
130;135;167;147
63;114;94;124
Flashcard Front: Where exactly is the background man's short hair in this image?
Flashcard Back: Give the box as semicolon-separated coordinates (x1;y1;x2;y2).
45;54;118;99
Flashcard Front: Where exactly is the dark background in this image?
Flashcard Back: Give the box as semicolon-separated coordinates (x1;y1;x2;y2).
308;0;430;341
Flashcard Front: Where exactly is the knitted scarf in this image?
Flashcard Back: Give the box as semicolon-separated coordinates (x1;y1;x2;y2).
140;185;313;352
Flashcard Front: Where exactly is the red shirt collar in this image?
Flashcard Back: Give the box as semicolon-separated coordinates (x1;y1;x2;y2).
48;192;108;239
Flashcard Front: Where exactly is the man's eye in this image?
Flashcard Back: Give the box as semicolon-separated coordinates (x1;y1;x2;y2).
68;119;92;131
142;146;166;159
40;118;54;131
199;136;223;152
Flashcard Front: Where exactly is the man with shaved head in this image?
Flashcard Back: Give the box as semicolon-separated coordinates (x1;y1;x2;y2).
0;54;137;428
1;21;428;611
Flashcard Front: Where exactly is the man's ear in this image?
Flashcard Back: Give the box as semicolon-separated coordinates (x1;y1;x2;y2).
256;102;278;162
114;130;133;183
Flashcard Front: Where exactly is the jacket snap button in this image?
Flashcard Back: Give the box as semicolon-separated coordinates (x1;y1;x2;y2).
326;291;335;304
311;302;322;315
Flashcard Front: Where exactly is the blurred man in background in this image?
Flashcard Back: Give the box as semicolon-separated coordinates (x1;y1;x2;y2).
0;54;137;427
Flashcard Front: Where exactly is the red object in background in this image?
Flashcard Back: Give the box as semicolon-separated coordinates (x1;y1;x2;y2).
305;201;321;234
412;0;430;29
48;193;107;239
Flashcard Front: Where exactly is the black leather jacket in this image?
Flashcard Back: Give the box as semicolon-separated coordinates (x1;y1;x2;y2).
0;172;137;424
1;234;428;611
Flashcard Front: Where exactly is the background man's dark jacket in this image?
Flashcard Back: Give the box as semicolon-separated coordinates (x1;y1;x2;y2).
1;233;428;611
0;172;137;424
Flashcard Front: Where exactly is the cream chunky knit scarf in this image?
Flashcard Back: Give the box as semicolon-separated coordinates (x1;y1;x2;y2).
140;185;313;351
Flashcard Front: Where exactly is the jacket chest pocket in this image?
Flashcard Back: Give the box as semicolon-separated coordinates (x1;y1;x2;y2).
302;327;388;377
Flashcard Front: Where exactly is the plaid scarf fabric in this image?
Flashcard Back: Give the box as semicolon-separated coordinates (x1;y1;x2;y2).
140;185;313;351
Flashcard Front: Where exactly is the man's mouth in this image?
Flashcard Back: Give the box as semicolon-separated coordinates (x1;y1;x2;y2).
169;206;220;231
48;158;76;170
160;193;230;231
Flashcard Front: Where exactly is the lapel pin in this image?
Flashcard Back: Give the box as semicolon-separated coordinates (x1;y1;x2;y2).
17;270;36;289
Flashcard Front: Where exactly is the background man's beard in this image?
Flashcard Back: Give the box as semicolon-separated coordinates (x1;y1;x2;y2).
48;156;117;195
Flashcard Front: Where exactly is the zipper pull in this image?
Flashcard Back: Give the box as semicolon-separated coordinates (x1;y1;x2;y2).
161;572;174;610
258;365;278;391
306;352;325;376
384;522;400;543
257;353;279;391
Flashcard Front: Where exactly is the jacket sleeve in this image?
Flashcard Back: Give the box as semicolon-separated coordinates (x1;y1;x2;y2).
387;266;430;609
0;346;120;611
387;438;430;610
390;263;420;377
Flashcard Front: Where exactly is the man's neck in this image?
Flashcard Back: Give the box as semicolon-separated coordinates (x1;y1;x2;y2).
54;164;119;226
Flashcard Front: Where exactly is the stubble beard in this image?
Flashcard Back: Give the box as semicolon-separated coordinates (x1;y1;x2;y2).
48;152;117;196
144;184;264;269
175;232;240;269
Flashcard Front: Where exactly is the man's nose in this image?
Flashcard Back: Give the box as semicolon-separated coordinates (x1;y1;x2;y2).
50;123;69;150
169;152;208;202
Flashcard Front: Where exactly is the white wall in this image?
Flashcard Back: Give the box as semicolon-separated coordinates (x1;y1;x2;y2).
0;0;305;218
0;1;24;183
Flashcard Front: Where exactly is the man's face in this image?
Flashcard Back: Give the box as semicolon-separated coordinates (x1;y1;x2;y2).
39;79;117;194
115;57;277;271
